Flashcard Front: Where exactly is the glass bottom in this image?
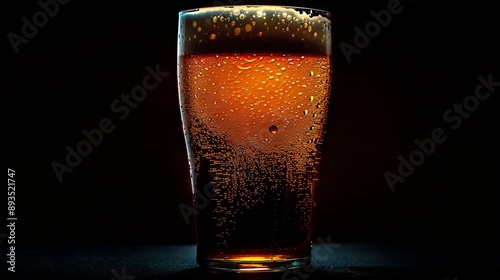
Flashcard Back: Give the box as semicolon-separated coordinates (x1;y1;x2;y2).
197;256;311;272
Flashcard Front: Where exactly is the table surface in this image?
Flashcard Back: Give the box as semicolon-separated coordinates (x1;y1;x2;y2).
4;243;499;279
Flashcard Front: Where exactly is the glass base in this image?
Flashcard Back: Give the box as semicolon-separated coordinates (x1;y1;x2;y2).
197;256;311;272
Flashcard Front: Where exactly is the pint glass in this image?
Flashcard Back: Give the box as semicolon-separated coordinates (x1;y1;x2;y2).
177;6;332;271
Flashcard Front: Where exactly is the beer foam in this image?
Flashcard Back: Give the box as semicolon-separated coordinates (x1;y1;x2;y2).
178;6;331;55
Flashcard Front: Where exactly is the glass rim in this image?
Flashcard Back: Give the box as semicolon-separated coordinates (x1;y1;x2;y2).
178;5;331;18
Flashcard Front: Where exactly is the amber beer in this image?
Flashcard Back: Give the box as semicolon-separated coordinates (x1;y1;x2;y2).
177;6;332;271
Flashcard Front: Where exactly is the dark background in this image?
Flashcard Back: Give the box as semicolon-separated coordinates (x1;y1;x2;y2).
2;0;499;261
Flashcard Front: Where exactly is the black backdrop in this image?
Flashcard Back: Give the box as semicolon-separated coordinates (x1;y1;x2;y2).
2;0;499;259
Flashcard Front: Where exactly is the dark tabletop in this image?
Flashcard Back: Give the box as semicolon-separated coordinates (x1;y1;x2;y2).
3;243;499;280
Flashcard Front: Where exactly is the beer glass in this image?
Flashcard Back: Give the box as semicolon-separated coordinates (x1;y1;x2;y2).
177;5;332;272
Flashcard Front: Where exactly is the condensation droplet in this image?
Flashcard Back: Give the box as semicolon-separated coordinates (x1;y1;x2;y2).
309;71;314;76
303;109;309;115
210;33;216;40
258;31;263;36
281;67;287;71
310;96;315;101
239;14;245;20
192;20;197;28
231;20;236;27
237;65;251;70
244;23;252;32
212;16;218;23
194;94;198;99
313;113;318;118
314;32;318;38
257;11;263;17
197;26;202;32
269;125;278;134
234;27;241;35
308;25;312;32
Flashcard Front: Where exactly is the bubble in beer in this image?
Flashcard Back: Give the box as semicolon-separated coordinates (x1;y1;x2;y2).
269;125;278;134
244;23;252;32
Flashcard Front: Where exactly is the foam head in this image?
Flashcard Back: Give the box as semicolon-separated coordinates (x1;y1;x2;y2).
178;6;332;55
